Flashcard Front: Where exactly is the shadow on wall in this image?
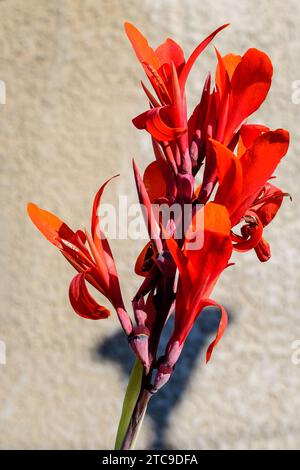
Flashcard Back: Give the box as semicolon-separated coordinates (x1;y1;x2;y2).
95;307;233;450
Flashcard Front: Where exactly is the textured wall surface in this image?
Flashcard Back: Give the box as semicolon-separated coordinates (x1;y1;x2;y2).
1;0;300;449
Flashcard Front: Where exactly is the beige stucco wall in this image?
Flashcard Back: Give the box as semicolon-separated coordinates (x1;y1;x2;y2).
1;0;300;449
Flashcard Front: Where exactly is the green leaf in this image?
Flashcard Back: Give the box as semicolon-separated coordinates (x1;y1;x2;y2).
114;359;143;450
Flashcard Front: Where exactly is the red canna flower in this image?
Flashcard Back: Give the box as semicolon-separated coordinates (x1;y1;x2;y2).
151;203;232;390
195;47;274;203
246;182;291;261
125;22;228;144
125;22;229;199
27;21;291;450
27;178;132;335
123;24;290;394
168;203;232;351
211;128;289;258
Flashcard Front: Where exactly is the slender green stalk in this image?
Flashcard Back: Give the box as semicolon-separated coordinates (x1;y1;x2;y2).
120;388;152;450
114;360;144;450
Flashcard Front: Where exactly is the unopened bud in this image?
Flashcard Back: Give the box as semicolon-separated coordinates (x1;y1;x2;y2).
152;364;173;391
151;341;183;392
129;325;150;372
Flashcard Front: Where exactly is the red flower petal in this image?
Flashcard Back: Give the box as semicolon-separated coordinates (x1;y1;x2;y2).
183;203;232;296
254;237;271;262
188;74;211;146
91;175;119;241
224;48;273;144
214;48;231;99
170;62;186;130
141;81;160;107
166;203;232;345
179;24;229;92
27;203;74;248
251;182;287;227
211;139;243;217
155;38;185;73
165;234;191;293
135;241;153;277
132;109;148;129
69;273;110;320
133;106;186;141
91;177;122;284
27;203;98;281
215;52;241;90
85;230;110;291
200;299;228;362
231;129;289;224
133;159;163;255
232;214;263;252
152;139;176;195
212;130;289;226
143;161;167;203
124;22;160;72
237;124;270;157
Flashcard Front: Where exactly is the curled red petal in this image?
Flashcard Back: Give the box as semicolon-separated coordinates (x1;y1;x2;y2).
69;273;110;320
232;214;263;252
254;237;271;262
85;230;110;290
251;183;288;227
133;107;186;141
91;177;122;293
256;200;283;227
132;110;148;129
201;299;228;363
91;175;119;240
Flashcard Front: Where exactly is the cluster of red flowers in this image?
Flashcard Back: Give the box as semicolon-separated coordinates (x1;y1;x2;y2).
27;23;289;391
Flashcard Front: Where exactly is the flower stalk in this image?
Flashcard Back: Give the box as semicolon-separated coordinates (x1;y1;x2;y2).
27;21;290;450
120;387;152;450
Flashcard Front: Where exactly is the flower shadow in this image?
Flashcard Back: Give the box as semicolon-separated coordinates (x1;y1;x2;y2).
94;306;232;450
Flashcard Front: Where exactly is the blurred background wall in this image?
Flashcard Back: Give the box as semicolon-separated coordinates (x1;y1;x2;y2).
1;0;300;449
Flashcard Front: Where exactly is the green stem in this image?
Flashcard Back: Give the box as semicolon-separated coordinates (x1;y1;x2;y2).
114;360;144;450
120;388;152;450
